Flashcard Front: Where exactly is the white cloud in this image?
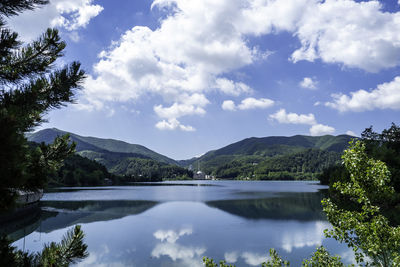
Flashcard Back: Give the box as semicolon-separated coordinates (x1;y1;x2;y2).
325;76;400;112
290;0;400;72
281;221;329;252
238;0;400;72
151;228;205;267
155;119;195;132
269;109;316;125
154;228;193;243
222;100;236;111
269;109;335;135
224;251;239;264
7;0;103;41
238;97;274;110
154;98;208;120
310;124;335;136
241;252;267;266
300;77;318;90
222;97;274;111
346;130;356;136
215;78;252;96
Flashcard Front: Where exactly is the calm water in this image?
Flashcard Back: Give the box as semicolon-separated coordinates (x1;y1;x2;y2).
4;181;354;266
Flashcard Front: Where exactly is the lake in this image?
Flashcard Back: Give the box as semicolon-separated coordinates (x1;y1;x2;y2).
5;181;354;266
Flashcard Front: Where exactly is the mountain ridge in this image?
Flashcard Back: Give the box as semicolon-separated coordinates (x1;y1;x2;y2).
27;128;177;165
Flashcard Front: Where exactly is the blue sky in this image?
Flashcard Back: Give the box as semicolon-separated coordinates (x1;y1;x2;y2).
7;0;400;159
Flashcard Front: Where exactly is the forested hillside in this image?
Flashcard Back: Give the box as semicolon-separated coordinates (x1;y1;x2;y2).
182;135;354;180
28;128;191;181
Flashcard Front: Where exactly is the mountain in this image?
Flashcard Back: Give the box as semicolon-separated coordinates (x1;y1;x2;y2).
28;128;355;180
27;128;194;181
179;134;355;179
27;128;177;165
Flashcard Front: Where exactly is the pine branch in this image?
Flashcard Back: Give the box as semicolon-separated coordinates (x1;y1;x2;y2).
40;225;88;266
0;0;48;17
58;225;88;265
0;61;85;131
0;28;66;84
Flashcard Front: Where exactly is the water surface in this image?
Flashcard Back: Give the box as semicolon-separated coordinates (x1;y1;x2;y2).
5;181;354;266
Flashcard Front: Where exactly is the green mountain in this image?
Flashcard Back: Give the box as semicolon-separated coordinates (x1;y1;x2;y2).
27;128;193;181
27;128;177;165
180;134;355;179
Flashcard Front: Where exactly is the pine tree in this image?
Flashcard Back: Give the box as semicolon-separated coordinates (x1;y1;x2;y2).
0;0;86;210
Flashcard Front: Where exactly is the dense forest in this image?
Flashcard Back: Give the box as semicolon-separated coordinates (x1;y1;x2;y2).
183;134;353;180
212;149;341;180
47;153;193;186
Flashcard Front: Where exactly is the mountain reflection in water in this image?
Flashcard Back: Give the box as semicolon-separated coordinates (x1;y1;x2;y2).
206;192;326;221
1;200;157;241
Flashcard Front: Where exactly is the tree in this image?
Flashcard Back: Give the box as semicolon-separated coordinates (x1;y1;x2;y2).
322;140;400;266
0;225;88;266
0;0;85;210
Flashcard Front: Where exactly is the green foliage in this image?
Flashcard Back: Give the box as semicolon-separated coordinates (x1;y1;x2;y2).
202;149;341;180
203;256;235;267
301;246;348;267
322;140;400;265
203;246;350;267
0;225;88;266
262;249;290;267
48;153;120;186
119;157;193;182
319;123;400;191
0;0;85;210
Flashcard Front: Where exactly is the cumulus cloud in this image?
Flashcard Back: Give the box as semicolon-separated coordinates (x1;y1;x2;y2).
269;109;316;125
155;119;195;132
325;76;400;112
152;228;205;267
222;97;274;111
215;78;253;96
269;109;334;136
310;124;335;136
238;0;400;72
241;252;268;266
222;100;236;111
154;228;193;243
7;0;103;41
290;0;400;72
238;97;275;110
300;77;318;90
224;251;239;264
281;221;329;252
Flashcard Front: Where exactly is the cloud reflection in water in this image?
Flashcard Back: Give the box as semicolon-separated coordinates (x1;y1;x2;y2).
151;227;206;267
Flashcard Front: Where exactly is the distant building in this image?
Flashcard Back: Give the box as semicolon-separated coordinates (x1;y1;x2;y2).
193;170;205;180
205;174;215;180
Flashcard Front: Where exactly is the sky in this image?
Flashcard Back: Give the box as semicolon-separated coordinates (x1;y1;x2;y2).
7;0;400;160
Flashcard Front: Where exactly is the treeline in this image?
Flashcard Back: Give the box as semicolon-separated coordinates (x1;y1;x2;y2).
115;158;193;182
207;149;341;180
48;154;121;186
319;123;400;190
318;123;400;225
47;154;194;186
